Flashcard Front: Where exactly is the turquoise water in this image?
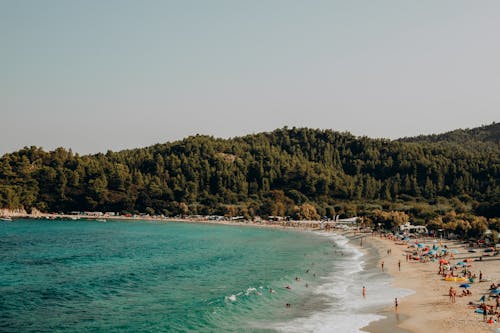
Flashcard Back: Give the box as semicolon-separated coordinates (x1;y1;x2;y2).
0;220;338;332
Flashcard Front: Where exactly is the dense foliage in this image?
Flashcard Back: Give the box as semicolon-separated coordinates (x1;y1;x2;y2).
1;124;499;223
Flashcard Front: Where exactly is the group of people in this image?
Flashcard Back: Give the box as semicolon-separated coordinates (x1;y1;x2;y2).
448;286;473;301
378;232;499;329
441;255;500;326
283;267;317;307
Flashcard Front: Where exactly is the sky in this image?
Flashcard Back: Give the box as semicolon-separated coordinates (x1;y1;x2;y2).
1;0;499;155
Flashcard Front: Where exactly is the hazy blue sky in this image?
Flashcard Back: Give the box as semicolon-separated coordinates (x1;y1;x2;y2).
2;1;499;155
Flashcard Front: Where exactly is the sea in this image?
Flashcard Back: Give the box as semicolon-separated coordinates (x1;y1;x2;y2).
0;219;412;332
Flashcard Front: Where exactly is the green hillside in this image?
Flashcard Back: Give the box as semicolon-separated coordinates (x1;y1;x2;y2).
1;125;499;222
399;122;500;148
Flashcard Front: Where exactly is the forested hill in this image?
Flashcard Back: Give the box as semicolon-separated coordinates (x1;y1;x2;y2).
0;125;499;219
399;122;500;147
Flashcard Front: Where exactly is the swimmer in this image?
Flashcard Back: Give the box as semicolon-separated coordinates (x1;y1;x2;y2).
285;285;292;290
362;286;366;297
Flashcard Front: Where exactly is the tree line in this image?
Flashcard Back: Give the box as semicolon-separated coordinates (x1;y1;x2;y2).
0;125;499;226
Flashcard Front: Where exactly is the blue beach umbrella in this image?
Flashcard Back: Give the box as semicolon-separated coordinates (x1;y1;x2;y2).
459;283;470;288
417;243;425;248
451;249;459;254
456;261;466;266
428;250;436;255
490;289;500;295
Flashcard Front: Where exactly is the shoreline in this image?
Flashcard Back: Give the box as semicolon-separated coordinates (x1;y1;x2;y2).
3;213;326;231
341;232;414;333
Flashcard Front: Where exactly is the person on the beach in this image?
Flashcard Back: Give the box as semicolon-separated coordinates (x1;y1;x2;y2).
398;260;401;271
482;303;488;321
362;286;366;297
449;287;456;303
394;298;398;311
381;261;384;272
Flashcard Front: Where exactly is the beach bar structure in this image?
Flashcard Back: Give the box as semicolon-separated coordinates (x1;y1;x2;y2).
399;222;428;234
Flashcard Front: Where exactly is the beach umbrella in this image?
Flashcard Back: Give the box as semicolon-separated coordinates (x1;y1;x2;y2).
428;250;436;255
459;283;470;288
456;261;466;266
451;249;459;254
417;243;425;248
490;289;500;295
439;259;448;264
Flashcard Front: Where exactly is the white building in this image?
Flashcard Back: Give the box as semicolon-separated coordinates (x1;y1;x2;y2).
399;222;428;234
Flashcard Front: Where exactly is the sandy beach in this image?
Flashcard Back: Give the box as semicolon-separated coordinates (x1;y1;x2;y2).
362;234;500;333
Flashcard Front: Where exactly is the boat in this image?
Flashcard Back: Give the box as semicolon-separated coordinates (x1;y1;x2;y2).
0;217;13;221
96;219;107;222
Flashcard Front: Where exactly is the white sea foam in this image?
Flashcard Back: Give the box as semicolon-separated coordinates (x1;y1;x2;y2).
245;287;257;295
273;232;414;333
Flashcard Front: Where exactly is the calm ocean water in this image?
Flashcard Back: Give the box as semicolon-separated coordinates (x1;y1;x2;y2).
0;220;410;332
